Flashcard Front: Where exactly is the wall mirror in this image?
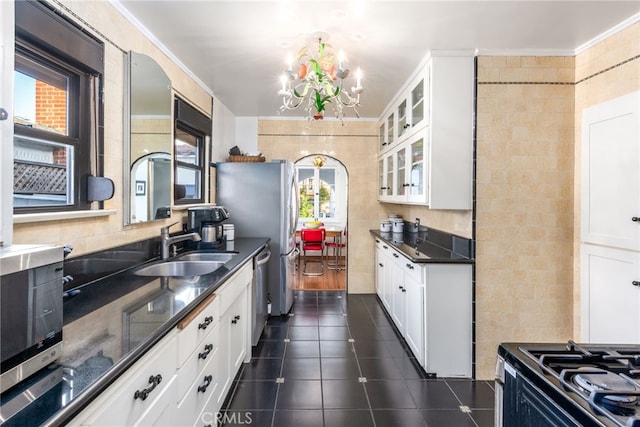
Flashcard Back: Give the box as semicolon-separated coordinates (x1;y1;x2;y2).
124;51;172;225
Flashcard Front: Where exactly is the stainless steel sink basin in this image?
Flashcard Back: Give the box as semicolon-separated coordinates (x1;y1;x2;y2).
176;252;237;262
134;260;225;277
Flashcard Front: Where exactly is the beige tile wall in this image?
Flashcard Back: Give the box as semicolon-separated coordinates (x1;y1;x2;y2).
12;0;212;255
257;119;380;293
475;56;576;379
573;23;640;338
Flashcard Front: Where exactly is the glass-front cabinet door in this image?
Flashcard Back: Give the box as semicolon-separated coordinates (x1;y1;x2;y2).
386;153;394;201
396;147;406;198
378;158;387;198
386;112;395;147
411;78;425;129
407;134;428;204
397;100;407;139
378;122;386;152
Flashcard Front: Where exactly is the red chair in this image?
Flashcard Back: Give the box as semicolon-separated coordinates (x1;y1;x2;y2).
325;227;347;271
300;228;326;276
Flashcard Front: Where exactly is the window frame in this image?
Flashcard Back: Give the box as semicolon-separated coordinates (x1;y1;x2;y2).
173;121;205;204
13;1;104;214
173;97;211;206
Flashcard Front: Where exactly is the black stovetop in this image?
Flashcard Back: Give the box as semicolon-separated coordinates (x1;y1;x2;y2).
500;341;640;427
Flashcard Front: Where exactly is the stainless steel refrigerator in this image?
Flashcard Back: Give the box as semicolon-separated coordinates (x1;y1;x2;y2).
216;160;299;315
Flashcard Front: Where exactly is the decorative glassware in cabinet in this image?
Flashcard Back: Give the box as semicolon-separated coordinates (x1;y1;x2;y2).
410;137;424;196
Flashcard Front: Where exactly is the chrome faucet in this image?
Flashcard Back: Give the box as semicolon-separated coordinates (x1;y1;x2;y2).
160;221;201;260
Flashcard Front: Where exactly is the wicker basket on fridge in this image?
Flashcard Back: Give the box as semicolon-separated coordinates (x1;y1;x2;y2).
227;155;266;163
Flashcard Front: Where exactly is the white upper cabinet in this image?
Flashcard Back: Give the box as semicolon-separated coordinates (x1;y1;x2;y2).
377;51;473;209
581;91;640;251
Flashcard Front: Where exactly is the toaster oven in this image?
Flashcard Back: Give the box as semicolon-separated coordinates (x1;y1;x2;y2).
0;245;63;394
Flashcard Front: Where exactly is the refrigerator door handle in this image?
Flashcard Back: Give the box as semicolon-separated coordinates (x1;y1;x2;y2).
286;247;300;258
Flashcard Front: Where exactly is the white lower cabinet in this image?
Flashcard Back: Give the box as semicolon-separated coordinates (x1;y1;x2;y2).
581;244;640;344
403;266;425;363
373;237;472;378
70;260;254;427
71;330;179;426
424;264;472;378
214;262;252;409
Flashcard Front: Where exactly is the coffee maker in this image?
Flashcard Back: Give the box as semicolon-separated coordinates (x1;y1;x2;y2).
186;206;230;249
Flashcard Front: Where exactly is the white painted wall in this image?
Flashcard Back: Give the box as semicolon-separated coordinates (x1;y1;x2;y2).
235;117;259;155
211;96;237;163
0;1;15;247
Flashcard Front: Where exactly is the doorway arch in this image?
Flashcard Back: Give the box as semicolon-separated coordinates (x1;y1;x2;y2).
294;154;349;291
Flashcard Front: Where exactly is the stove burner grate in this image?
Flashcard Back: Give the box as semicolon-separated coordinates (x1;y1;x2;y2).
572;368;638;404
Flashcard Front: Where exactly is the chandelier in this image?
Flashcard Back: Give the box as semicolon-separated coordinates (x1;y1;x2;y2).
278;36;363;121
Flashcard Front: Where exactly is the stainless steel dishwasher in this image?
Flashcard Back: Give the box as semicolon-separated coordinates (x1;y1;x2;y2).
252;246;271;346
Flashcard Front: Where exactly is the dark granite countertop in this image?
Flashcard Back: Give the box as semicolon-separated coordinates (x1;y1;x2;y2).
370;227;474;264
1;238;269;427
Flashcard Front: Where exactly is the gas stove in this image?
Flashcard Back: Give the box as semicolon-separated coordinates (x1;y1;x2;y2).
497;341;640;427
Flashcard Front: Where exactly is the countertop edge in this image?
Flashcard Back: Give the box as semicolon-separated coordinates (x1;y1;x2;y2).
45;239;270;426
370;230;474;264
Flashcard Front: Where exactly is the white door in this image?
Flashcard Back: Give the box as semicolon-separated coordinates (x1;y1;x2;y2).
0;1;14;246
581;244;640;343
581;91;640;251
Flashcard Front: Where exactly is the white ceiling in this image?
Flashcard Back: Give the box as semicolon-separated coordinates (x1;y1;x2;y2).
113;0;640;119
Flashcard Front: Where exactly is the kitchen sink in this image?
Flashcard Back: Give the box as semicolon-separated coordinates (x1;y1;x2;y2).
134;260;225;277
175;252;237;263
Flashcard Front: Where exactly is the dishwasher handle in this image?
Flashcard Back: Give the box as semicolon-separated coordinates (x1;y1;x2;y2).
256;248;271;266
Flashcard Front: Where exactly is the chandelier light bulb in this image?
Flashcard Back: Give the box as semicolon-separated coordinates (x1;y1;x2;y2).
286;53;293;72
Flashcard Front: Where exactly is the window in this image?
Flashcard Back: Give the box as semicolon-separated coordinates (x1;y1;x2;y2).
13;1;103;213
174;98;211;205
297;167;337;220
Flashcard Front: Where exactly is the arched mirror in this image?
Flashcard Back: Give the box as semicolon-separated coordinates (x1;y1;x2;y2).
124;51;172;225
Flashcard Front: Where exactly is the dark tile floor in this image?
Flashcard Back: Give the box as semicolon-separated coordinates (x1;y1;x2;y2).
220;291;494;427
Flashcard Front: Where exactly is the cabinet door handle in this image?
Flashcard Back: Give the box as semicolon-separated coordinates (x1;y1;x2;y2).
133;374;162;401
198;316;213;330
406;264;414;270
633;217;640;222
197;375;213;393
393;253;399;258
402;288;407;293
378;263;384;267
382;245;388;249
199;343;214;360
633;281;640;287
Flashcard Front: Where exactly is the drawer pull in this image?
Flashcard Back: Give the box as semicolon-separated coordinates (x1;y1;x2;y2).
633;217;640;222
198;375;213;393
235;315;241;321
199;343;214;360
406;264;414;270
633;281;640;287
133;374;162;401
198;316;214;330
231;314;240;325
392;253;399;258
